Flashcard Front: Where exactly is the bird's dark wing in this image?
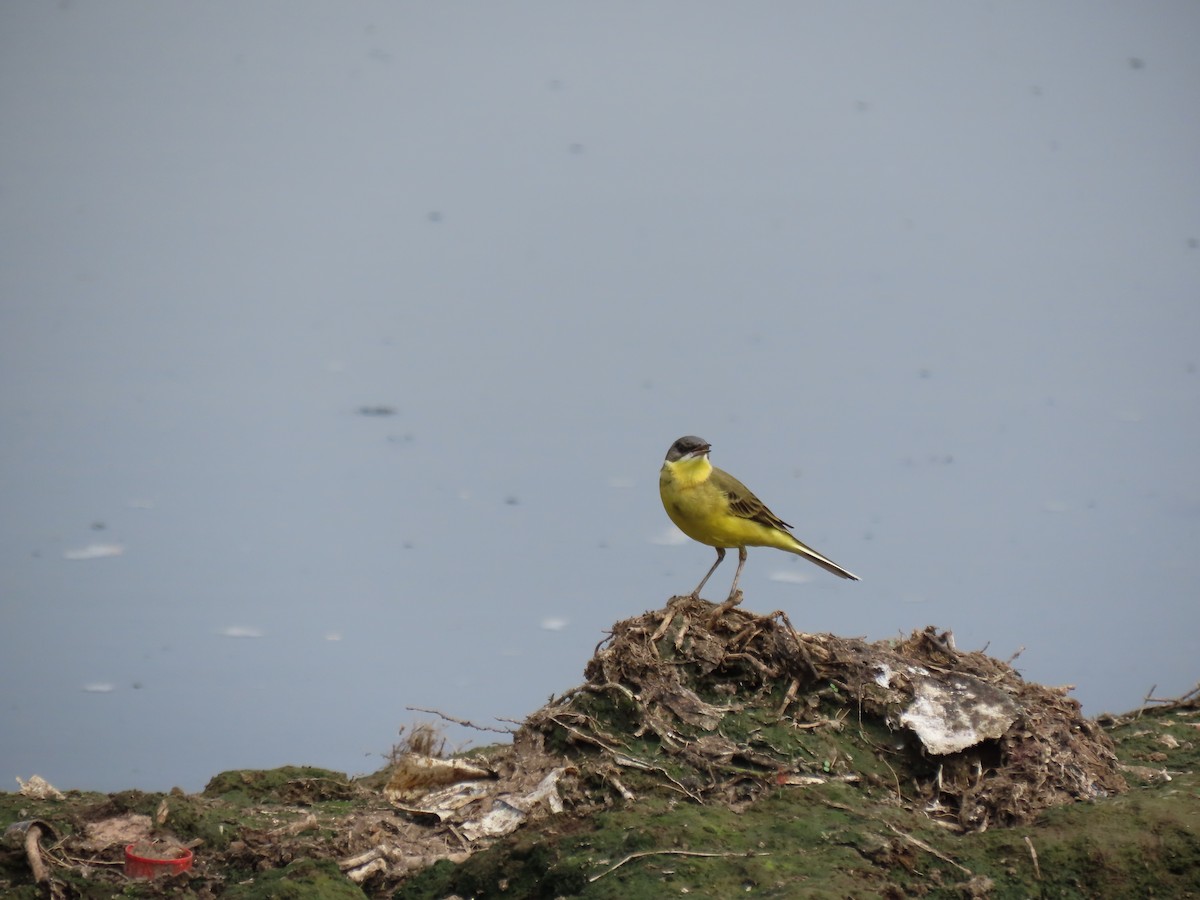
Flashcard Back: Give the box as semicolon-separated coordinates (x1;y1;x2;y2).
710;467;793;532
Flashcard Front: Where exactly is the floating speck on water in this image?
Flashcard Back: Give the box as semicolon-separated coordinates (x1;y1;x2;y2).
219;625;264;639
83;683;116;693
540;617;568;632
651;527;688;546
63;543;124;560
769;570;812;584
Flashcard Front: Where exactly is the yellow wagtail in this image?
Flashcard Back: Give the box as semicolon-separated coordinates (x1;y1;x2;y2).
659;435;858;604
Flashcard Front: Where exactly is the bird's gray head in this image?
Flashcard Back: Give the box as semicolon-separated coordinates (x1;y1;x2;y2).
665;435;712;462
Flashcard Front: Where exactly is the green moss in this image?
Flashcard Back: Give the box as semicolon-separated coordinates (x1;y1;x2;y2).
202;766;354;804
223;858;366;899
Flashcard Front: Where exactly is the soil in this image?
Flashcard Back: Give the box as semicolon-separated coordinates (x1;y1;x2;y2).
2;596;1197;898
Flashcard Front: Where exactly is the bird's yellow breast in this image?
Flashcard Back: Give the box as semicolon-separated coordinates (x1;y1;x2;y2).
660;456;794;550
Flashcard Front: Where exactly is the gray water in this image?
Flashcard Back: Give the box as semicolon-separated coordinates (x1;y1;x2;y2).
2;3;1198;793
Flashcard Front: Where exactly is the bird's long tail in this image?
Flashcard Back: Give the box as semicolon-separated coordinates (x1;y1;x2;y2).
788;539;859;580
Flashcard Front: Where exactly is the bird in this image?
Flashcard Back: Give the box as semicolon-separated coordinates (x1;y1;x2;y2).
659;435;858;606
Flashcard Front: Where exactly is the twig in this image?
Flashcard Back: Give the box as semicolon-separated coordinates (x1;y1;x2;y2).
1096;681;1200;726
549;715;627;754
1024;835;1041;881
607;750;703;803
1137;684;1159;719
589;849;768;882
649;610;675;645
270;814;318;837
406;706;514;734
577;681;639;704
340;846;384;871
884;822;972;875
606;774;635;801
447;823;471;853
1004;646;1025;665
1144;681;1200;707
771;609;820;679
776;678;800;717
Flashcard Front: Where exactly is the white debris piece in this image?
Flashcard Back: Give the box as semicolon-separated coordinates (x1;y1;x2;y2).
16;775;65;800
873;663;893;688
459;769;566;842
900;673;1019;755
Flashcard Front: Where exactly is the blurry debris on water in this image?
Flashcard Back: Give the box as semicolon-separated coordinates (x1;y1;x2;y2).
82;683;116;693
63;543;124;560
357;405;396;416
539;617;568;632
651;526;688;546
219;626;264;639
768;569;812;584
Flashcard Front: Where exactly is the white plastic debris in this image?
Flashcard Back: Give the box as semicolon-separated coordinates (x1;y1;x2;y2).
873;663;893;688
16;776;65;801
458;769;566;842
900;673;1019;755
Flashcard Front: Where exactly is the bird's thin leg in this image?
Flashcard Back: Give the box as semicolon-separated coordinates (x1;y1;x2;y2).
688;547;726;599
726;547;748;603
707;547;748;626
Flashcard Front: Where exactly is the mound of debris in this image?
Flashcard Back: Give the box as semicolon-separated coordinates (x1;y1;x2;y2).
2;597;1135;897
523;595;1127;831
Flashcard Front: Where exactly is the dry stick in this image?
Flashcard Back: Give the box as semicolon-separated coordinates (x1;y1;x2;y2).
1138;684;1159;719
1145;681;1200;707
776;678;800;717
1024;835;1041;881
589;849;769;883
547;715;702;803
406;706;514;734
1102;680;1200;726
884;822;973;876
772;609;820;679
340;846;385;871
649;610;675;644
